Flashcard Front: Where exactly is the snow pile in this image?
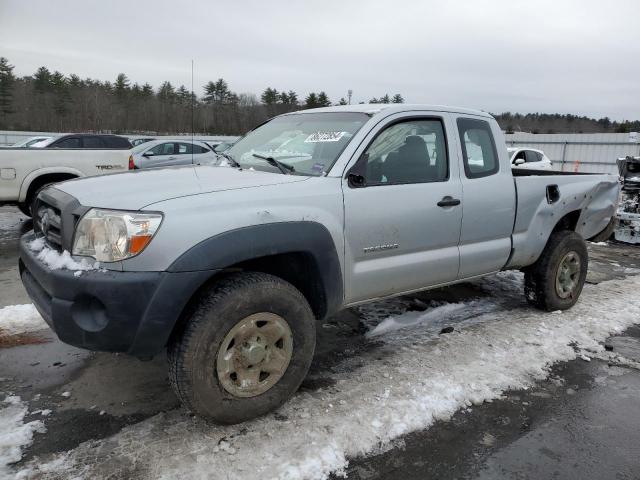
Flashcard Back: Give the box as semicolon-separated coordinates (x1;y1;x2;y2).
0;396;45;478
0;304;47;336
14;274;640;480
366;299;493;337
29;238;99;272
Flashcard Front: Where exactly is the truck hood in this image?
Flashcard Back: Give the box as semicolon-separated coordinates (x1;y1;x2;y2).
55;165;309;210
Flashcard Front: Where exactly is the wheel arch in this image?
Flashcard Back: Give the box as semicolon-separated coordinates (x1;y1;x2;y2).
167;221;344;321
20;167;83;202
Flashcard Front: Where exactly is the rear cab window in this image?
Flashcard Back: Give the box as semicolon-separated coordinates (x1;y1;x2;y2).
53;137;81;148
457;118;499;178
83;136;105;148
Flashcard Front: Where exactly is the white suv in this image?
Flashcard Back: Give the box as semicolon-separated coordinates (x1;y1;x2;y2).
508;147;553;170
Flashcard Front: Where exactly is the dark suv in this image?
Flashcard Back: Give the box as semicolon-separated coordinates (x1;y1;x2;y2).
47;134;132;149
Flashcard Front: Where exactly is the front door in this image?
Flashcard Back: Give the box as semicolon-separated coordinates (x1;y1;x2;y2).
343;114;463;304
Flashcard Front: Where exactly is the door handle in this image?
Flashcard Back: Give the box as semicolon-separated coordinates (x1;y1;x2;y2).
437;196;461;207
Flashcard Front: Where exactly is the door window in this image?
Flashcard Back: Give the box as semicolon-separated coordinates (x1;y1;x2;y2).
457;118;499;178
525;150;540;163
177;143;194;154
362;118;448;186
149;142;176;155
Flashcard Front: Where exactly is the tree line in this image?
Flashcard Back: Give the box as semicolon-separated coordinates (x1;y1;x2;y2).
0;57;638;135
0;58;406;135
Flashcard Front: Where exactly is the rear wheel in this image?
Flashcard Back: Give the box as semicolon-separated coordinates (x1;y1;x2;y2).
524;230;588;311
167;272;316;424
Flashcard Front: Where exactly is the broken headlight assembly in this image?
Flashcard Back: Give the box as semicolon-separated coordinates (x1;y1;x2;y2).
72;209;163;262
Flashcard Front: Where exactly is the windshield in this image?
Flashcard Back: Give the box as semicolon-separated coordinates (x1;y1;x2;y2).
226;112;370;175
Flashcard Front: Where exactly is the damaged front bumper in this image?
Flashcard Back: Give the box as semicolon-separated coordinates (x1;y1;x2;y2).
18;232;212;357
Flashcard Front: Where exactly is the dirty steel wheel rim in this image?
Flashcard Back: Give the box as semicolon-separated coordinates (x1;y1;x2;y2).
555;251;581;299
216;312;293;398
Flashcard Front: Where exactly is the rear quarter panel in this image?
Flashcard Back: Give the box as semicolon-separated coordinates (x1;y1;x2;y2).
507;174;619;268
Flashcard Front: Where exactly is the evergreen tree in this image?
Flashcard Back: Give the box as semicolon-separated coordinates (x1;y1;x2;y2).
279;91;290;104
0;57;15;119
287;90;298;105
158;81;176;102
380;94;391;104
261;87;279;105
317;91;331;107
141;83;154;97
305;92;319;108
392;93;404;103
114;73;130;99
204;78;235;104
50;71;70;117
33;66;52;94
338;97;347;105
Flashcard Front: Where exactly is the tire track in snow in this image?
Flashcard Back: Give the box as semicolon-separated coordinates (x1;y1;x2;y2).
14;273;640;480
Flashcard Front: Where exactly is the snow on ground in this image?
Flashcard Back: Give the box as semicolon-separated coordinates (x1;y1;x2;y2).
12;273;640;480
0;304;47;336
28;238;99;272
0;396;45;478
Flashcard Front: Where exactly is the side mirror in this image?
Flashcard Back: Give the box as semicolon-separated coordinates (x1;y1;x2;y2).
347;152;368;188
514;157;525;165
143;151;154;157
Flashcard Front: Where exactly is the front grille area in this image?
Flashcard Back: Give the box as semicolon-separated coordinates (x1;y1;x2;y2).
34;199;63;251
32;188;85;253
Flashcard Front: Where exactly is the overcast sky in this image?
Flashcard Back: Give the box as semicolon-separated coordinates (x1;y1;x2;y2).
1;0;639;120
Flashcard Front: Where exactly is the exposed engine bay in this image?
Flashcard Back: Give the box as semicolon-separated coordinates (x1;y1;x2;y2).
615;156;640;244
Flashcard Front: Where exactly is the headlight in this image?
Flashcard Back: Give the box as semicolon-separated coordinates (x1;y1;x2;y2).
72;209;163;262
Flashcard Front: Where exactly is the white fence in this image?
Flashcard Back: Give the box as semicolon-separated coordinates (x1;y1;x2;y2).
505;132;640;174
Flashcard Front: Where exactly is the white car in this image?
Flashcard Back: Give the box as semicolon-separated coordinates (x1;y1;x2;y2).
508;147;553;170
1;136;53;148
131;139;219;169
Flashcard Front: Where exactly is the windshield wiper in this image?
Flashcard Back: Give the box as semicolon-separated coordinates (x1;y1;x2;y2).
216;151;241;168
251;153;295;175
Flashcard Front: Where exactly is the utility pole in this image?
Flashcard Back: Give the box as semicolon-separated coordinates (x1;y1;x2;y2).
347;89;353;105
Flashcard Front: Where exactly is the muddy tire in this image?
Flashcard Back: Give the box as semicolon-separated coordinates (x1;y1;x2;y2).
524;230;588;311
167;272;316;424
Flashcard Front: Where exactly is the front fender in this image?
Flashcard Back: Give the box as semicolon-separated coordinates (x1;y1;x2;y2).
168;221;344;317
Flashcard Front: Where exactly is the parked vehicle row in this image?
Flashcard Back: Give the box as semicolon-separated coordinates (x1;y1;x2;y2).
19;104;619;424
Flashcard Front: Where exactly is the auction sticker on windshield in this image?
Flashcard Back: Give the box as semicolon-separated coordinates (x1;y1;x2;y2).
304;131;347;143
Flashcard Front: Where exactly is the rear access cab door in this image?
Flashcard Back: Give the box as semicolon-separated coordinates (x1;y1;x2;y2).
453;115;516;278
342;111;463;304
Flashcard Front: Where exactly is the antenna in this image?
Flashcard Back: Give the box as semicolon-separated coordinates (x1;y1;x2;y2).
191;59;194;165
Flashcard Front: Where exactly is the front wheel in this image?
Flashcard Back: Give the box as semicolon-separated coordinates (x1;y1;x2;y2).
167;272;316;424
524;230;588;311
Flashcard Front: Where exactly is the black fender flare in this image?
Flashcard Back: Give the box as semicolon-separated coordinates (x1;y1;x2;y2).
167;221;344;318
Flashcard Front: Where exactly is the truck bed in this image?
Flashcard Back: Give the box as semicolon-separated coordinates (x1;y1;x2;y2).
506;170;619;269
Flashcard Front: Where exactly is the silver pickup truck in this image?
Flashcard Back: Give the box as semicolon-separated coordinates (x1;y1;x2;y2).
18;104;619;423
